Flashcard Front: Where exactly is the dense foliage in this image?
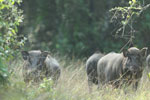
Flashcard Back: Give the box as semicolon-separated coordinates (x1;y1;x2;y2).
0;0;24;85
20;0;150;57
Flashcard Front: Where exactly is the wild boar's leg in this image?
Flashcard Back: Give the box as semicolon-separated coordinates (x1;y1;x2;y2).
132;81;138;91
88;77;93;93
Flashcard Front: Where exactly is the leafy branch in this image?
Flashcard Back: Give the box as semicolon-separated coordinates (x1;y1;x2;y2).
0;0;25;85
0;0;26;59
110;0;150;39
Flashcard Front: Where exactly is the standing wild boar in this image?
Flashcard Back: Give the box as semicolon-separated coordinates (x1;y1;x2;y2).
97;47;147;90
86;52;104;92
21;50;61;83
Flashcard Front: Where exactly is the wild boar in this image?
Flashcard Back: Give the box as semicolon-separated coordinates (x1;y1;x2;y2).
21;50;61;83
97;47;147;90
86;52;104;92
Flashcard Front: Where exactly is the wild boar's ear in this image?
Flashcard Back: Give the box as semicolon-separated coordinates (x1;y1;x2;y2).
140;47;148;58
123;49;129;57
41;51;49;62
21;51;29;60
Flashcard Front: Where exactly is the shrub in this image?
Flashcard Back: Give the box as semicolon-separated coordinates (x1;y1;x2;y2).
0;0;25;86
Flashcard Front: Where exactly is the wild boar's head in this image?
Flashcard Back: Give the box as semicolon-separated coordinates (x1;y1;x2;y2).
21;50;49;69
123;47;147;73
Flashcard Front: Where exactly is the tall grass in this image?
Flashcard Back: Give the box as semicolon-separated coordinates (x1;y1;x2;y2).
0;55;150;100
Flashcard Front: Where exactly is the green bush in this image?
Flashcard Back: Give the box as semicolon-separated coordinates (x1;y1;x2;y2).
0;0;25;86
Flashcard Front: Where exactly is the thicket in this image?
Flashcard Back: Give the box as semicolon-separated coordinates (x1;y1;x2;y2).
20;0;150;57
0;0;24;86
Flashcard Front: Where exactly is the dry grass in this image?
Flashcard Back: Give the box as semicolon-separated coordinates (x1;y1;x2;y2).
0;55;150;100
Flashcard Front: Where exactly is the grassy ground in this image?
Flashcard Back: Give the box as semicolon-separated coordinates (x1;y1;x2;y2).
0;55;150;100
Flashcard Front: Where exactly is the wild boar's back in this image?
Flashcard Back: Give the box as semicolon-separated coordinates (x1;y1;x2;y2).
97;52;124;85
